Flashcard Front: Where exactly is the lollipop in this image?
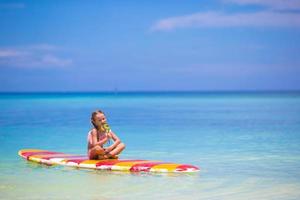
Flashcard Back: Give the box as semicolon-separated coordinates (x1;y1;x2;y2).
103;123;111;133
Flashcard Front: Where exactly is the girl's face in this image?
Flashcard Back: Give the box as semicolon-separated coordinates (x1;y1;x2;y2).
94;113;107;125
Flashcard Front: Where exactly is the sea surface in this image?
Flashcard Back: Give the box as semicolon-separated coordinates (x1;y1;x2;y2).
0;92;300;200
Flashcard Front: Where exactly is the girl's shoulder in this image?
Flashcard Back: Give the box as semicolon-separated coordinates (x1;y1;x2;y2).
89;128;97;135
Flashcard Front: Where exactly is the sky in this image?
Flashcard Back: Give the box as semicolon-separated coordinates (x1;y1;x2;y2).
0;0;300;92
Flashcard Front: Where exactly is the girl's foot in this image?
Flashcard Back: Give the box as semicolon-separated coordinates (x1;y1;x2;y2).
109;155;119;159
103;153;118;159
97;155;106;160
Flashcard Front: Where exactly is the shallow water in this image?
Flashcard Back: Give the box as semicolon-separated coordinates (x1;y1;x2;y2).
1;92;300;199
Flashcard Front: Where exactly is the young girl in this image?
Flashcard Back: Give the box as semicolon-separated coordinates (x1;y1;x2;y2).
87;110;125;160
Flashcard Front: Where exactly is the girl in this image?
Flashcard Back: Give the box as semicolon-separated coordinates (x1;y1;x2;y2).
87;110;125;160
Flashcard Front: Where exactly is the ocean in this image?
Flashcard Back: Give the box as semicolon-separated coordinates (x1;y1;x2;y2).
0;92;300;200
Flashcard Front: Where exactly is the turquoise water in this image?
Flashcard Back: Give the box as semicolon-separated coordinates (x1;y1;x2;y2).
1;92;300;200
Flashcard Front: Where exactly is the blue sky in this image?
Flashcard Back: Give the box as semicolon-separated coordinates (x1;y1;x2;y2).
0;0;300;92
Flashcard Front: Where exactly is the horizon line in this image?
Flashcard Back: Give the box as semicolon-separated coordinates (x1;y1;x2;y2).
1;89;300;94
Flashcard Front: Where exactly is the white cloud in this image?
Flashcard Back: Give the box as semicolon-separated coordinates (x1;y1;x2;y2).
223;0;300;10
0;50;28;57
151;11;300;31
41;55;72;67
0;44;73;68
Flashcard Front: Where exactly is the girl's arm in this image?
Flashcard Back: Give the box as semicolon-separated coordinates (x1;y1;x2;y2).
105;131;121;152
90;130;107;147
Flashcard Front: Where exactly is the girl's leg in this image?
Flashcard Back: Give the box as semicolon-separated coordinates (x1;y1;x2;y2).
89;145;105;159
105;143;125;158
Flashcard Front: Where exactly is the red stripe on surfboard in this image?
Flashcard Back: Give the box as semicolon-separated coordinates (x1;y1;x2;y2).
65;159;88;164
130;162;167;172
95;160;145;168
175;164;199;172
21;151;61;159
62;159;145;166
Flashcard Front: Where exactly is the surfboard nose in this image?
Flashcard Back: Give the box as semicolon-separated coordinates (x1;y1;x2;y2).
175;164;200;172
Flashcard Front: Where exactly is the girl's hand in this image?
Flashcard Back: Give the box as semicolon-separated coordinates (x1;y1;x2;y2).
106;132;112;138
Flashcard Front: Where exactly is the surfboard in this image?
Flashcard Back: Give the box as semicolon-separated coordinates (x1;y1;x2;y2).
18;149;199;173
